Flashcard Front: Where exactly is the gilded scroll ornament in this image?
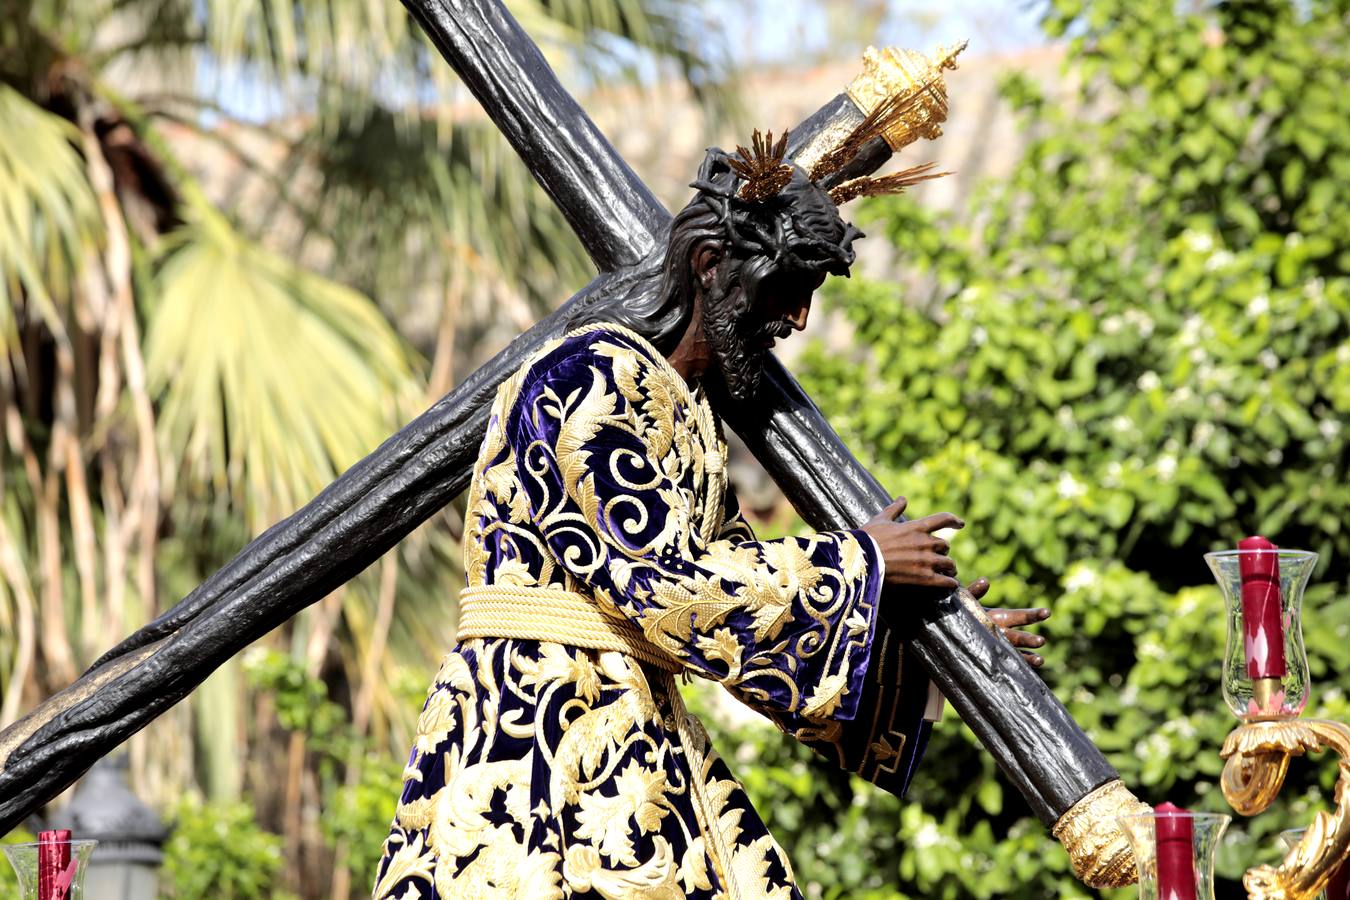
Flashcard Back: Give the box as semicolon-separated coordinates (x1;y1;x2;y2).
1051;778;1152;888
1220;719;1350;899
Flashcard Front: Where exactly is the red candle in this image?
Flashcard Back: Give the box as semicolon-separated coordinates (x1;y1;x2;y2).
1327;858;1350;900
37;829;72;900
1238;536;1286;680
1155;802;1197;900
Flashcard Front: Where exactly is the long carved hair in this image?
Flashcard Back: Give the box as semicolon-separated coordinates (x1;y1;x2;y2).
564;195;722;353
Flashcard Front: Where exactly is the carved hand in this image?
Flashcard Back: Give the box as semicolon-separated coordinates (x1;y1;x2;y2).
861;496;963;590
975;578;1051;668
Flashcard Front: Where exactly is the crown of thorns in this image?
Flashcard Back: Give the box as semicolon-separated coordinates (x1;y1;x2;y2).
690;78;950;275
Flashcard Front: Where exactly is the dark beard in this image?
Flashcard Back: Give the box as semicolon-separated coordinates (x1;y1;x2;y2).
702;283;794;403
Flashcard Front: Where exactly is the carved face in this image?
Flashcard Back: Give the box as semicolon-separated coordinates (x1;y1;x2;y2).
701;255;827;402
677;161;858;401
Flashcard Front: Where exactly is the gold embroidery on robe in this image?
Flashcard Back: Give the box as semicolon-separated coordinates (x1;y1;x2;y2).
375;325;930;899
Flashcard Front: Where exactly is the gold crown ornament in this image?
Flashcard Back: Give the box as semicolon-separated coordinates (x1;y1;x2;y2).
744;41;967;208
691;40;969;274
845;41;967;152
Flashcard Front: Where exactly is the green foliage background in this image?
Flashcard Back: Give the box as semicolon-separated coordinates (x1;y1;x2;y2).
695;0;1350;896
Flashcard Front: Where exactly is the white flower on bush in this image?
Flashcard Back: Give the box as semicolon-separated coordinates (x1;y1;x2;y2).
1140;638;1166;659
1259;349;1279;370
1179;314;1205;344
1124;309;1155;337
1165;716;1198;740
1247;293;1270;316
1134;732;1171;760
1065;566;1097;593
913;821;945;850
1156;455;1178;481
1183;231;1215;253
1057;472;1087;499
1137;370;1161;391
1321;419;1342;441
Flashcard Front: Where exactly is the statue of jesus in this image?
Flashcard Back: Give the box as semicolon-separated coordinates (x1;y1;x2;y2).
374;129;1048;898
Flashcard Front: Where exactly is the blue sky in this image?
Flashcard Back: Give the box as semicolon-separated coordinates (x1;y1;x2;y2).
203;0;1048;123
733;0;1046;63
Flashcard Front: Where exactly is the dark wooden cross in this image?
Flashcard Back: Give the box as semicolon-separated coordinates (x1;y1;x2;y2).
0;1;1135;884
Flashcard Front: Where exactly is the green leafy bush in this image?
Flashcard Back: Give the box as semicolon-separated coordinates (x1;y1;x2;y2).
155;651;405;898
160;801;295;900
697;0;1349;896
322;760;403;889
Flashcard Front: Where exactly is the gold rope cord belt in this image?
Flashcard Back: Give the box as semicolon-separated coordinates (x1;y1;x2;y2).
456;584;683;673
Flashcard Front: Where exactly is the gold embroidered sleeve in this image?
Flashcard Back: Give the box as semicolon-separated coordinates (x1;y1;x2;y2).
715;490;936;796
508;332;884;721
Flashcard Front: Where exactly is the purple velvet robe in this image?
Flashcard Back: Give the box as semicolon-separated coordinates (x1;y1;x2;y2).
374;325;931;898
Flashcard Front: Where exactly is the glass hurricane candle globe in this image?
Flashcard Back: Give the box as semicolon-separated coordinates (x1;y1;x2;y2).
1119;811;1230;900
3;840;97;900
1204;548;1316;721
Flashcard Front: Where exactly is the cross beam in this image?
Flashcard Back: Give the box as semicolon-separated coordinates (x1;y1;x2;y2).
0;1;1132;884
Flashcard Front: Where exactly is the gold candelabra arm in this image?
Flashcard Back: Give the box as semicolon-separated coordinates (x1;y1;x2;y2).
1220;719;1350;900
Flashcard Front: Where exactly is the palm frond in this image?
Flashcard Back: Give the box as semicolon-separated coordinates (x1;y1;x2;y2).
0;85;103;337
515;0;736;120
191;0;735;138
146;205;421;530
197;0;423;115
243;107;593;358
